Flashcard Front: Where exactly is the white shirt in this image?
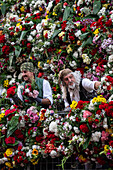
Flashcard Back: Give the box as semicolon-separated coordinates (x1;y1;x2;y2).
64;78;96;107
17;79;53;105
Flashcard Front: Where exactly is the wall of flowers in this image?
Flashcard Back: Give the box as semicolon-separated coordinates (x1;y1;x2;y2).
0;0;113;169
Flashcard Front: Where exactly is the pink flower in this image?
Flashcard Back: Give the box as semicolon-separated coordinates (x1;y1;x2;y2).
83;110;92;118
101;131;109;142
32;90;39;98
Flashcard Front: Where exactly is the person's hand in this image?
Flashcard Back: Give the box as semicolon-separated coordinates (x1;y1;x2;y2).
32;90;39;98
94;81;101;90
28;90;39;98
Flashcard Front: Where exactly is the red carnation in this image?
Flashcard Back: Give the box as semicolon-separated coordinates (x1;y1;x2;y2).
80;123;89;133
6;86;16;97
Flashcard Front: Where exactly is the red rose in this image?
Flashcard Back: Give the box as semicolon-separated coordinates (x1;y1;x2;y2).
69;35;75;41
96;110;101;115
80;123;89;133
109;140;113;147
36;135;43;142
95;119;99;123
38;72;44;78
27;43;31;49
81;26;87;32
2;45;10;55
5;136;15;144
10;32;14;36
0;35;5;43
14;129;24;140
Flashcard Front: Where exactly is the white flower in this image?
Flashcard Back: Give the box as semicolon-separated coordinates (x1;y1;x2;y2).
41;19;48;26
27;35;33;41
108;94;113;102
73;127;80;134
9;78;16;85
75;30;82;38
32;145;39;149
30;30;37;36
69;61;77;68
26;149;32;158
77;0;84;6
73;51;78;58
91;131;101;142
46;1;53;11
25;88;30;93
108;54;113;63
49;121;57;133
50;150;57;158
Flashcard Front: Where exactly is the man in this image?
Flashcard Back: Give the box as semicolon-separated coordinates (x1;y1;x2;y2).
17;62;53;108
58;68;101;110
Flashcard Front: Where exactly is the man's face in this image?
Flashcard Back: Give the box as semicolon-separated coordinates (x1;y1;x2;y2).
63;73;76;88
22;70;34;83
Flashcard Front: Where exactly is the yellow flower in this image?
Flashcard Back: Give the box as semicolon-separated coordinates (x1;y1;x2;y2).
46;10;49;14
16;23;20;27
73;7;76;11
38;61;42;69
85;66;89;69
16;23;22;30
66;45;72;54
52;12;57;16
93;28;99;35
0;112;5;121
5;162;13;168
32;149;38;156
47;60;50;64
5;148;13;157
104;145;109;152
103;4;109;9
29;56;33;60
79;155;86;162
70;100;78;110
18;19;22;22
14;32;17;36
45;15;49;20
20;6;25;12
39;7;43;11
92;95;106;104
4;79;9;87
58;31;65;37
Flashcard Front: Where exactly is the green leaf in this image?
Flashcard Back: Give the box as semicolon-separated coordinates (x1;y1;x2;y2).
93;0;101;14
63;32;67;42
83;136;91;150
1;4;7;16
7;141;19;146
20;31;27;41
63;6;71;21
80;32;89;40
81;36;92;48
9;53;14;67
14;46;22;57
7;116;19;138
52;29;61;39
